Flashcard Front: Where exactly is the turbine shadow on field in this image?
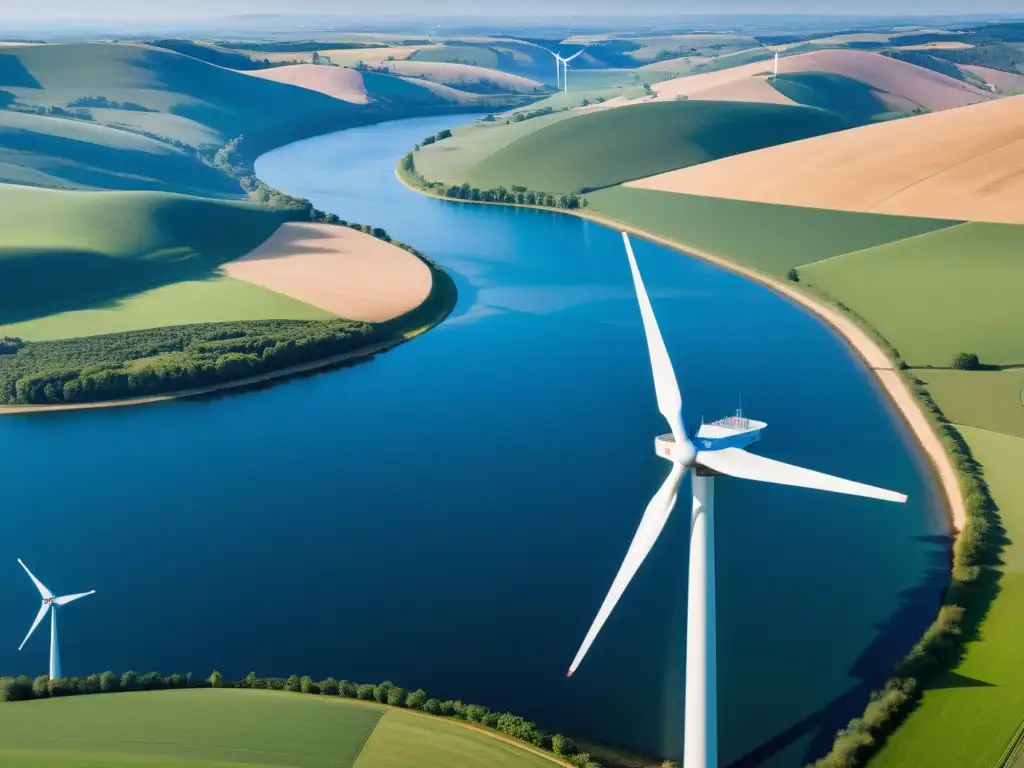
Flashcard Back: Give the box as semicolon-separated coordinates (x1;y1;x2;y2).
728;536;953;767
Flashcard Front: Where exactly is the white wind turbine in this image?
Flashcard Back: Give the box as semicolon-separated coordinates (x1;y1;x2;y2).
773;50;780;81
542;47;562;89
557;49;585;94
17;559;95;680
566;233;908;768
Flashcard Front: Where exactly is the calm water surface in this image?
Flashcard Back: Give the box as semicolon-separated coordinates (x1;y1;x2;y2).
0;116;948;766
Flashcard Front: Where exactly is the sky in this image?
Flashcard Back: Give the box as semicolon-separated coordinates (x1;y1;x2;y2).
1;0;1022;19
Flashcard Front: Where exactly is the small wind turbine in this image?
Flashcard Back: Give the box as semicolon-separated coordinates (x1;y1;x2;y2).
773;50;780;81
542;47;562;89
17;559;95;680
558;49;585;94
566;233;907;768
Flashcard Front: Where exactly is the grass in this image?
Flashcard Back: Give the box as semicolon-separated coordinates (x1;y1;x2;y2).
0;108;240;196
461;100;854;194
801;222;1024;367
411;44;501;70
0;275;331;341
0;688;385;767
870;425;1024;768
0;689;559;768
0;43;357;145
356;708;559;768
769;72;892;124
584;186;958;277
914;370;1024;440
0;184;299;327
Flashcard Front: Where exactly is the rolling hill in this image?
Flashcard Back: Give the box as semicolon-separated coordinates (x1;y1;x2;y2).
0;688;559;768
382;60;545;94
0;43;358;147
0;184;299;328
0;108;239;195
239;64;371;103
459;100;854;194
626;94;1024;224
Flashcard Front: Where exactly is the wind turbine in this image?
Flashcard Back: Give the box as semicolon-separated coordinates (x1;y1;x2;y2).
542;47;562;89
566;233;908;768
558;49;585;94
773;50;780;81
17;559;95;680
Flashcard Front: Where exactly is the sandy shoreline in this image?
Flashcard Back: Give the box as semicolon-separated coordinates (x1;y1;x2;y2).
399;172;966;532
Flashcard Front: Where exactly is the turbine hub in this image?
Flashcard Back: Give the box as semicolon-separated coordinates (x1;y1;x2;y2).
654;434;696;466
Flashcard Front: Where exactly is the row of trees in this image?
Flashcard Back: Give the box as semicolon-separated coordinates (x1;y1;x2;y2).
0;669;611;768
67;95;154;112
811;375;998;766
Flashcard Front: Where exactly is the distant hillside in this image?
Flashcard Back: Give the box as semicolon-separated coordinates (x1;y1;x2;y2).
147;39;267;71
0;43;358;147
461;100;853;194
0;109;239;196
626;94;1024;224
382;60;546;94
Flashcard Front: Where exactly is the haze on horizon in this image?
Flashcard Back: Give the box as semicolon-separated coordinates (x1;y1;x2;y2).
3;0;1023;20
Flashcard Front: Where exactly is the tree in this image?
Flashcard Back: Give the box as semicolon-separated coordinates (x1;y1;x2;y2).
423;698;443;714
339;680;357;698
208;670;224;689
405;688;428;709
241;671;257;688
952;352;980;370
356;683;376;700
0;676;33;701
436;128;453;140
552;734;577;756
373;680;394;703
319;677;339;696
120;671;137;691
787;267;799;282
300;675;317;694
387;686;407;706
464;704;489;723
99;671;118;692
285;674;301;692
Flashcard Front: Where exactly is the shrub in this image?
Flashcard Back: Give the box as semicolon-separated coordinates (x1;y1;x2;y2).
386;686;407;706
423;698;443;715
436;128;453;140
0;676;33;702
99;671;118;692
240;671;256;689
208;671;224;689
356;683;376;701
339;680;358;698
285;675;301;693
552;734;577;756
405;688;427;709
319;677;339;696
787;267;799;282
952;352;980;370
300;675;317;694
373;681;394;703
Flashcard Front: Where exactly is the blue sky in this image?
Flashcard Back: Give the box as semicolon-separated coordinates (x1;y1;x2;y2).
5;0;1023;19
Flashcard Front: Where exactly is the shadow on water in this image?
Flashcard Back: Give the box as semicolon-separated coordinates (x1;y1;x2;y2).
729;535;953;767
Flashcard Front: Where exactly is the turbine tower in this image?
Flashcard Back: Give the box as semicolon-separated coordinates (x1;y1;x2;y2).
17;559;95;680
558;49;585;94
543;47;562;89
566;233;907;768
773;50;780;81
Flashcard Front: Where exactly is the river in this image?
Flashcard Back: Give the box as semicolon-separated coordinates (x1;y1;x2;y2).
0;115;948;766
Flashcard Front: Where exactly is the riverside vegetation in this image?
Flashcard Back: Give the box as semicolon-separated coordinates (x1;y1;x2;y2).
0;669;618;768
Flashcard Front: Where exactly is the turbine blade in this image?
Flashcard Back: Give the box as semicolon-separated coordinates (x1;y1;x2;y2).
54;590;96;606
696;448;907;503
622;232;686;442
566;49;586;62
568;464;687;676
17;559;53;600
18;602;49;651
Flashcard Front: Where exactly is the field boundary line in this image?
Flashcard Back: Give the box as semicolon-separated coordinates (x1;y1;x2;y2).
794;219;969;270
351;708;388;767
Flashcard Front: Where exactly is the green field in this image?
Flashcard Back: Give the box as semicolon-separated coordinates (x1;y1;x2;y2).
0;108;240;195
411;44;501;69
770;72;893;123
462;100;854;193
915;369;1024;439
585;187;958;276
801;222;1024;367
0;275;330;341
357;709;557;768
871;425;1024;768
0;185;299;328
0;43;356;145
0;689;558;767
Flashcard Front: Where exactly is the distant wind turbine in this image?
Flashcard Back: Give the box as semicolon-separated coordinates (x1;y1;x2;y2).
773;50;780;81
565;233;908;768
17;559;95;680
557;49;585;94
542;47;562;89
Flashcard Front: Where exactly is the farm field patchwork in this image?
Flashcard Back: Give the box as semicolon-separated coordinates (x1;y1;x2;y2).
914;369;1024;440
801;222;1024;367
584;187;957;277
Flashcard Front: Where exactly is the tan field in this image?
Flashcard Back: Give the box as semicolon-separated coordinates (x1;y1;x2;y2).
240;65;369;103
260;45;434;67
960;64;1024;93
223;223;433;322
651;61;796;104
382;60;543;92
627;94;1024;225
896;41;975;50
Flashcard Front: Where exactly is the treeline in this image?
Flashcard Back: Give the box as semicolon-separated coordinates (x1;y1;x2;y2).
811;376;998;767
0;670;606;768
67;95;155;112
931;42;1024;75
401;152;586;210
0;319;379;406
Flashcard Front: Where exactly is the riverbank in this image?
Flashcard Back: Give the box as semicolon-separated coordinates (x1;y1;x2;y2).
397;168;964;531
0;250;456;415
